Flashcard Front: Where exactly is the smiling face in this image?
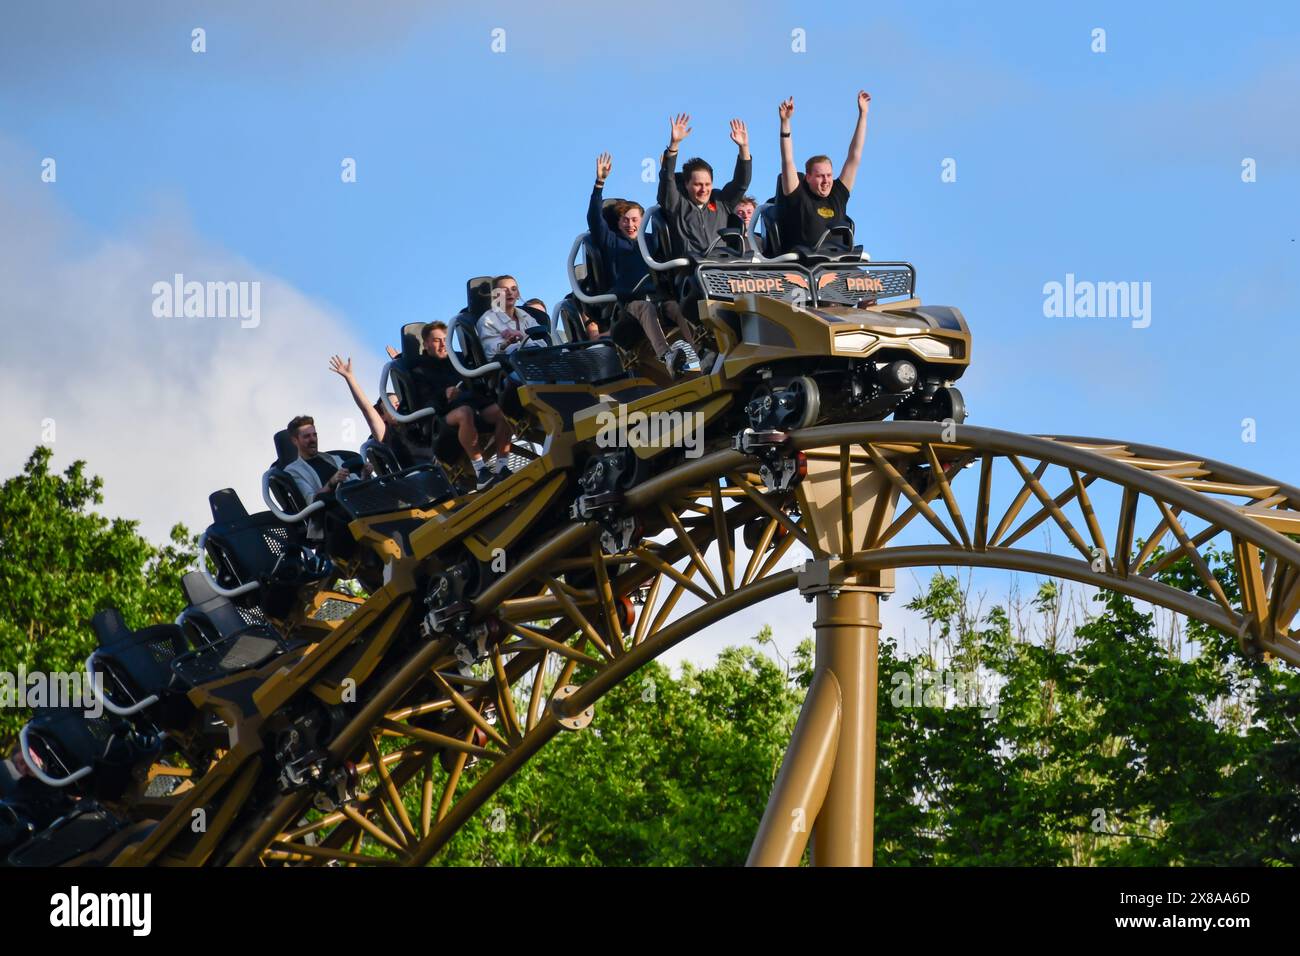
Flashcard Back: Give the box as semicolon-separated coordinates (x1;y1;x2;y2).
291;423;319;458
807;160;835;198
618;207;642;239
423;327;449;358
686;170;713;203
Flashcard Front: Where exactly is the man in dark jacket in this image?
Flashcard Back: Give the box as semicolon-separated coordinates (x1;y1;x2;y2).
657;113;752;258
589;152;650;299
589;152;694;364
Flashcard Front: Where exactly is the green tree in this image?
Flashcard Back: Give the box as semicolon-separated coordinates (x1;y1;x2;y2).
437;646;805;866
0;446;195;745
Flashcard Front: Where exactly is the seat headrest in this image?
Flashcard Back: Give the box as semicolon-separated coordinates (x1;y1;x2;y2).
209;488;250;525
770;171;807;204
273;430;297;468
181;570;221;607
401;321;425;361
91;608;130;648
467;276;494;318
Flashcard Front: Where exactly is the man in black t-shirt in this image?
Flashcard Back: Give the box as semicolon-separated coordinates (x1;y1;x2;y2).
775;91;871;253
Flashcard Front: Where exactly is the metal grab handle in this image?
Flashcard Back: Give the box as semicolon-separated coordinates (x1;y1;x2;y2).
377;362;440;423
196;529;261;598
567;233;617;306
84;652;158;717
637;205;691;271
19;725;92;788
258;474;325;527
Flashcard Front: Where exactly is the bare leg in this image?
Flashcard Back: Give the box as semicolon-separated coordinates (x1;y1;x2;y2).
480;404;512;460
445;406;482;462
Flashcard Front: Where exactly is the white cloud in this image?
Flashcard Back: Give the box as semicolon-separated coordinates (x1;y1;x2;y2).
0;140;372;544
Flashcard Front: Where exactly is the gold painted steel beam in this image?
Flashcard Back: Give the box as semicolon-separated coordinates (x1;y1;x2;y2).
810;588;881;867
747;668;841;867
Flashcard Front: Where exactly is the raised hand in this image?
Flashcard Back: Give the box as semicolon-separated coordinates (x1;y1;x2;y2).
329;354;353;378
729;118;749;149
668;112;692;148
858;90;871;113
385;345;399;360
778;97;794;122
596;152;612;183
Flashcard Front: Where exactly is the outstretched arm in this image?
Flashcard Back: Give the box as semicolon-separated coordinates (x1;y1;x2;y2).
329;355;386;441
839;90;871;192
720;119;752;203
778;98;798;196
658;113;691;207
589;152;613;240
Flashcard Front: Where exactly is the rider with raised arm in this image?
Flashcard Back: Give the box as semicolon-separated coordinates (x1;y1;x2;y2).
657;113;752;257
328;354;422;470
352;323;513;489
776;91;870;252
624;115;748;377
596;148;690;374
584;152;649;339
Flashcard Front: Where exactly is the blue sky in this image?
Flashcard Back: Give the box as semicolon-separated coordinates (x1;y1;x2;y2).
0;0;1296;664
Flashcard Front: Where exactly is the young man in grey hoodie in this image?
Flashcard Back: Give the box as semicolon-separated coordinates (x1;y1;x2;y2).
628;114;749;377
657;113;752;257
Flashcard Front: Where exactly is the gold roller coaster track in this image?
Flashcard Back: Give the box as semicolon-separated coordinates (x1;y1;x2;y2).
101;422;1300;867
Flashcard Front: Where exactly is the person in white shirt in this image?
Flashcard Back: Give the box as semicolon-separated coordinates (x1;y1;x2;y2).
477;275;550;356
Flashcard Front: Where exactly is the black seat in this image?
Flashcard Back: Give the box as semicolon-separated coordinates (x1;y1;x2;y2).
202;489;332;619
574;198;621;304
361;438;403;476
173;570;294;685
555;294;595;344
1;759;76;863
757;203;783;258
452;309;491;373
5;803;126;867
87;609;193;728
265;430;311;518
20;706;161;801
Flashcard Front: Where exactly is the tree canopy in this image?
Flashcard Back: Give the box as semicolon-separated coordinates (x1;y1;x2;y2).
0;446;194;744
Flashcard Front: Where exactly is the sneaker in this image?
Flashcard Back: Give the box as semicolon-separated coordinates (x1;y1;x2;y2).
662;347;689;379
474;466;492;490
697;349;719;373
488;464;513;487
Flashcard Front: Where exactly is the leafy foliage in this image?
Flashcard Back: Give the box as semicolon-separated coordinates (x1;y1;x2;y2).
0;446;195;745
